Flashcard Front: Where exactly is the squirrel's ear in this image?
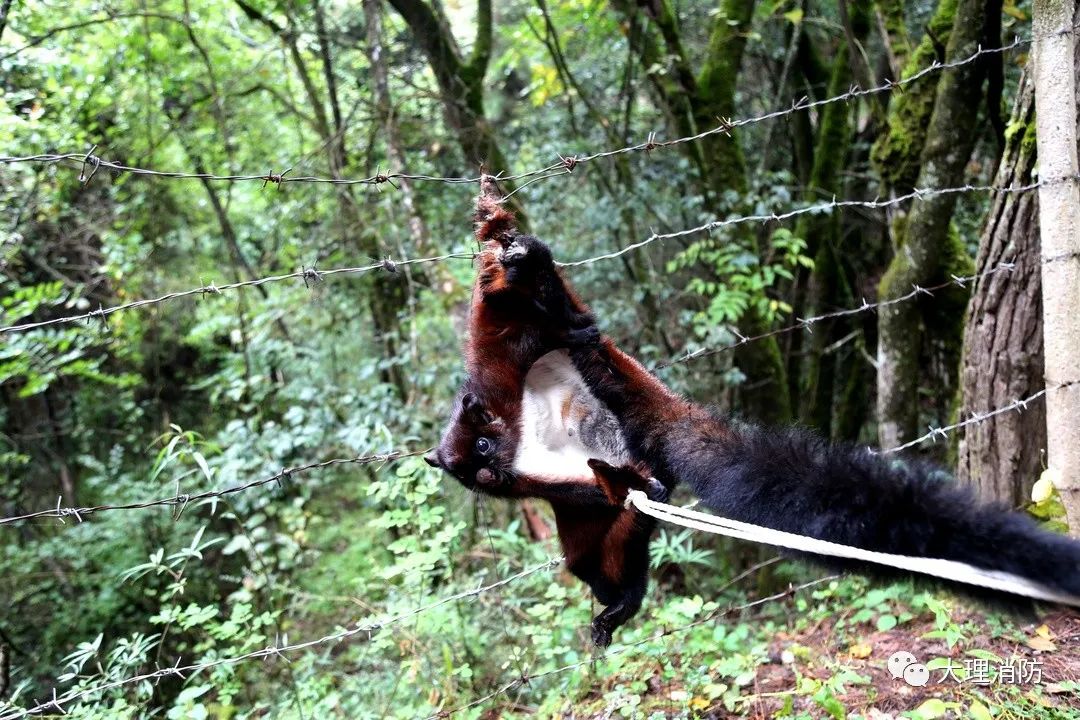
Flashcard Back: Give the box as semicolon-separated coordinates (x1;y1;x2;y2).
461;393;479;411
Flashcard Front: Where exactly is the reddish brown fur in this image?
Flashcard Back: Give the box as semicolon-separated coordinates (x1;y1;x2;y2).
474;176;518;247
439;179;592;476
602;513;634;583
457;180;590;444
427;183;662;644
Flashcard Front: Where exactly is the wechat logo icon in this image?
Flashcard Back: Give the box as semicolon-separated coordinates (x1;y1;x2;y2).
888;650;930;687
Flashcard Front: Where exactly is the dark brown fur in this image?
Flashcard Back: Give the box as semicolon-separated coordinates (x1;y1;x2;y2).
426;180;667;645
566;327;1080;607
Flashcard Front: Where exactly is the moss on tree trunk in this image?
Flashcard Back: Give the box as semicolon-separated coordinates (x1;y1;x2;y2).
876;0;995;448
871;0;960;193
796;42;855;433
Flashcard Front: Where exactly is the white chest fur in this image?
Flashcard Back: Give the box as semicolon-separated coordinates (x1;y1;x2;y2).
513;350;629;477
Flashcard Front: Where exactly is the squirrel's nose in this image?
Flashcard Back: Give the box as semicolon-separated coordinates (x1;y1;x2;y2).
424;450;441;468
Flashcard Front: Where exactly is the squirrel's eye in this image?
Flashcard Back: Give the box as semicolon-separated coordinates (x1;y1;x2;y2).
475;437;492;455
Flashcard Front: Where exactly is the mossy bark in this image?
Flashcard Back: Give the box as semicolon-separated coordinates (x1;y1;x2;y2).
795;43;855;433
791;3;872;436
876;0;995;448
871;0;960;194
874;0;913;77
693;0;754;193
607;0;712;188
705;0;791;424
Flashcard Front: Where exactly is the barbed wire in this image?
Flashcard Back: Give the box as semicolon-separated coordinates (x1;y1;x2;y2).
0;556;564;720
0;152;496;187
0;28;1061;193
428;382;1080;717
425;387;1080;718
883;379;1080;455
7;377;1073;528
542;30;1052;180
1;555;816;720
9;373;1071;713
2;18;1076;720
0;448;423;526
562;177;1070;268
0;253;473;334
4;177;1064;336
4;367;1072;712
659;259;1022;369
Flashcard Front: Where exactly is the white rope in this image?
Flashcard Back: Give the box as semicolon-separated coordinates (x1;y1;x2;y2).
626;490;1080;606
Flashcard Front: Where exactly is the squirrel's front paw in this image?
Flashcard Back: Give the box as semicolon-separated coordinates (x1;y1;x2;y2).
501;240;528;264
564;324;601;348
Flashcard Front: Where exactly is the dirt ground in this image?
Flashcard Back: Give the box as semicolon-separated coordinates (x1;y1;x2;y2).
725;609;1080;719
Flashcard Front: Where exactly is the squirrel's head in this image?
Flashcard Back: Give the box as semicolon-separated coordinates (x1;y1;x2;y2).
425;390;518;491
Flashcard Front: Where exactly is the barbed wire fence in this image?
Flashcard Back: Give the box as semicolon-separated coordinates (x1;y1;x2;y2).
5;369;1079;717
0;27;1064;192
3;18;1080;720
0;557;565;720
0;449;423;526
3;179;1077;335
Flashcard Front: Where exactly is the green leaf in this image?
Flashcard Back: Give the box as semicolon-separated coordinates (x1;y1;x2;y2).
964;648;1004;663
782;8;804;24
968;700;993;720
192;451;214;483
914;699;948;719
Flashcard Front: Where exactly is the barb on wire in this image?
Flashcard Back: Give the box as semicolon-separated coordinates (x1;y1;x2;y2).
426;575;838;719
0;557;563;720
543;32;1048;179
0;252;474;335
0;449;424;526
2;27;1066;194
883;380;1080;455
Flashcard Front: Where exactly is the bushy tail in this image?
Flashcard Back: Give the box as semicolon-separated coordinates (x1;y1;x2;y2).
475;175;517;247
686;423;1080;602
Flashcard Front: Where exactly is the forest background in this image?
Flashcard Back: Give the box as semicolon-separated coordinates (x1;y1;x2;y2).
2;0;1079;717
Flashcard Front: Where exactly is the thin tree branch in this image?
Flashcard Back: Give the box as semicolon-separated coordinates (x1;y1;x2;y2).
0;0;16;43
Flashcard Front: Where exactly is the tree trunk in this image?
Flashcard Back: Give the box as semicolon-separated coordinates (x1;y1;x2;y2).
871;0;961;195
609;0;792;423
876;0;997;448
233;0;408;395
874;0;913;78
385;0;526;225
691;0;755;195
956;69;1044;505
794;5;869;434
